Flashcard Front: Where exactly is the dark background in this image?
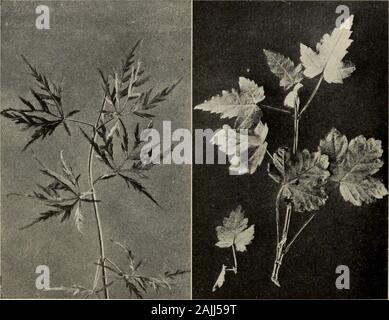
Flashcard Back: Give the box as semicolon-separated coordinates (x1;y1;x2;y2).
193;1;388;299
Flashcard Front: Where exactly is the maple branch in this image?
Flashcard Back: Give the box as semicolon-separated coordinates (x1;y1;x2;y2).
298;74;324;118
88;95;110;299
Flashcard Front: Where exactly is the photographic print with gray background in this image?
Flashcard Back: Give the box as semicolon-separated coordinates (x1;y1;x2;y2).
1;0;191;299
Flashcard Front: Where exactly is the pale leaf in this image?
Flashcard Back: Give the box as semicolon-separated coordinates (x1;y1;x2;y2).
74;202;83;233
284;83;303;109
60;150;78;187
194;77;265;129
319;128;348;164
234;225;255;252
320;129;388;206
263;49;303;90
271;148;330;212
215;205;255;251
300;15;355;84
212;264;227;292
211;122;268;175
107;121;121;139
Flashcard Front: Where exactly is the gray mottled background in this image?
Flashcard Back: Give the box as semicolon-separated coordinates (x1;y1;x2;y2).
1;0;191;298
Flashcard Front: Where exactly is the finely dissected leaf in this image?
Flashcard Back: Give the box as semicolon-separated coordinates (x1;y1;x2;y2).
80;128;114;169
16;153;95;230
98;40;180;132
271;148;330;212
60;150;79;188
320;129;388;205
136;77;182;111
263;49;303;90
284;83;303;109
100;241;188;299
1;107;63;151
119;174;159;206
215;205;255;252
0;56;79;150
212;264;227;292
74;202;83;233
211;121;268;175
300;15;355;83
194;77;265;129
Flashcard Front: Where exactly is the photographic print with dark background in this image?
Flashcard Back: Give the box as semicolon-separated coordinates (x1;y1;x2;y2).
1;0;191;298
193;1;388;299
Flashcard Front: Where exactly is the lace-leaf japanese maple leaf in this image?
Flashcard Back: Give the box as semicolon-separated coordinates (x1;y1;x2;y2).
194;77;265;129
270;148;330;212
320;128;388;206
263;49;303;90
215;205;255;252
300;15;355;84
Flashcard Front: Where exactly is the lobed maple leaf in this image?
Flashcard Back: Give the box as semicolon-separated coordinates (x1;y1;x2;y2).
320;128;388;206
210;121;268;175
263;49;303;90
194;77;265;129
215;205;255;252
269;148;330;212
300;15;355;84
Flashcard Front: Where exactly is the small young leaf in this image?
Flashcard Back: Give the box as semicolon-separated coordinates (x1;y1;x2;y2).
215;205;255;251
263;49;303;90
284;83;303;109
74;202;83;233
212;264;227;292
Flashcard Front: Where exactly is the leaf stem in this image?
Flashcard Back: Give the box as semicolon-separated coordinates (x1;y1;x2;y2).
298;75;324;118
66;118;95;128
231;244;238;274
261;104;291;114
271;203;292;287
293;96;300;155
275;188;282;245
284;212;316;254
88;95;110;299
266;149;275;162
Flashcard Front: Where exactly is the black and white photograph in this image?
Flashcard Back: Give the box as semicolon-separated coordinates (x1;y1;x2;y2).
1;0;191;299
0;0;389;309
193;0;388;299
